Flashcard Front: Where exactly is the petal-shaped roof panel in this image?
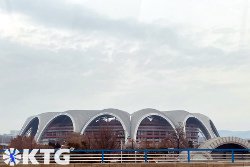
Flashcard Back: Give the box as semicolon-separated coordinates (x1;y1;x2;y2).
162;110;193;126
192;113;220;138
131;108;176;140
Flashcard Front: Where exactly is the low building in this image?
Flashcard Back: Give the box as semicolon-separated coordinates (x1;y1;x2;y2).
0;131;19;149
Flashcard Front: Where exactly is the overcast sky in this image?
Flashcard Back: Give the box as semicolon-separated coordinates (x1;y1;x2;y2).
0;0;250;133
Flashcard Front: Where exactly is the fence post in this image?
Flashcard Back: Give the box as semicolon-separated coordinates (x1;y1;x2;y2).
231;150;234;163
144;150;148;163
101;150;105;163
187;150;191;162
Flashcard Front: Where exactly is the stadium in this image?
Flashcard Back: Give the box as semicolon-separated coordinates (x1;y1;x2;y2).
19;108;220;146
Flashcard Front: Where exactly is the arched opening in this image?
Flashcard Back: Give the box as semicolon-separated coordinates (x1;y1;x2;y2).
210;120;220;137
40;115;73;144
211;143;248;160
21;117;39;137
185;117;210;146
136;115;175;143
83;114;125;148
216;143;246;149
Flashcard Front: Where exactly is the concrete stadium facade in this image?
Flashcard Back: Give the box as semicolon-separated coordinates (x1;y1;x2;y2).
19;108;220;144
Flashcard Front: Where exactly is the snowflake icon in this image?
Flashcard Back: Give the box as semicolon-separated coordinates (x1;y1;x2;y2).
3;148;22;166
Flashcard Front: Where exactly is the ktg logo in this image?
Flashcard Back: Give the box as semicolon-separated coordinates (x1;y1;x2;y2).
3;148;70;166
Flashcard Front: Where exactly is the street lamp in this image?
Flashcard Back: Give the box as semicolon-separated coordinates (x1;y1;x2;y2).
120;139;123;163
127;136;135;149
118;135;123;163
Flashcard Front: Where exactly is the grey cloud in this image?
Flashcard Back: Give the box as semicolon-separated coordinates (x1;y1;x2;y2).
1;0;185;50
0;35;145;132
1;0;250;133
6;0;245;70
119;41;250;74
1;0;249;69
1;0;145;38
0;38;121;102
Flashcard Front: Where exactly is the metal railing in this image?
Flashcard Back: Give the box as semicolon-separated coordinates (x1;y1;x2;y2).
1;149;250;164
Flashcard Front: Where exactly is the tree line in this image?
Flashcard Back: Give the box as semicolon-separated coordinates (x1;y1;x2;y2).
9;124;195;150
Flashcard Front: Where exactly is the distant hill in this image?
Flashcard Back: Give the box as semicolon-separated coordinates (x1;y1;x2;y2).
219;130;250;139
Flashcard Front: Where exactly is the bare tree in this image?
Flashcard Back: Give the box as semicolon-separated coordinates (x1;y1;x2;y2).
124;137;139;149
156;123;190;149
9;135;51;149
91;125;120;149
65;132;93;149
169;123;188;149
158;136;175;149
9;135;37;149
65;132;83;149
65;124;120;150
65;123;194;150
138;140;158;149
